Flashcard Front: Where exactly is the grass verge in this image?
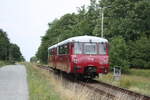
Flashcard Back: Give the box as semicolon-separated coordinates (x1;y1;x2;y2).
24;63;142;100
97;69;150;96
0;61;11;67
24;63;110;100
24;63;61;100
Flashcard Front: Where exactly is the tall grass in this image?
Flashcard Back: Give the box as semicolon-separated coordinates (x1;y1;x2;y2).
31;65;90;100
0;61;11;67
25;63;149;100
24;63;117;100
98;70;150;96
24;63;61;100
129;69;150;78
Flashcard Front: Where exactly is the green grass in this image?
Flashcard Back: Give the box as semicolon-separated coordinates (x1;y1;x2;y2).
24;63;61;100
0;61;11;67
129;69;150;78
97;69;150;96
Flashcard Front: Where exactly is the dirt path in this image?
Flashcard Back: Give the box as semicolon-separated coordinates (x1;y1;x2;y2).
0;65;28;100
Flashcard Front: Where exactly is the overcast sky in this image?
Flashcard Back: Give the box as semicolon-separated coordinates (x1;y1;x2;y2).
0;0;90;61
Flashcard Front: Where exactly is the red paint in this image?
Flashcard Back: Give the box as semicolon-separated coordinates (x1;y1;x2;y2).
48;42;109;75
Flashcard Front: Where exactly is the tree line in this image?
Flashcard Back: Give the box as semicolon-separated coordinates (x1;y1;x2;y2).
35;0;150;72
0;29;25;63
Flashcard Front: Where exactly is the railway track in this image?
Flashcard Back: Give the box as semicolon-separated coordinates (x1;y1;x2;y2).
37;65;150;100
84;80;150;100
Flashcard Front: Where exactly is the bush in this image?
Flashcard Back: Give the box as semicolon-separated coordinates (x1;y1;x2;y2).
129;36;150;69
0;61;11;67
109;36;129;73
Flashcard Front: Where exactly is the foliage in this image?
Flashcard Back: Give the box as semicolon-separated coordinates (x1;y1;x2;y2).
9;43;24;62
128;37;150;69
36;0;150;71
109;36;129;73
98;70;150;95
30;56;38;63
100;0;150;40
0;29;25;62
0;61;11;67
0;29;10;61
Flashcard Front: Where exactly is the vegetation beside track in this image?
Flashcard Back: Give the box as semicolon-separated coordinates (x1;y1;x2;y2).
98;69;150;96
0;61;11;67
24;63;90;100
24;63;61;100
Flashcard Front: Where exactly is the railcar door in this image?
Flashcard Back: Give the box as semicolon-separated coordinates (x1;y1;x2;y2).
52;48;57;69
57;44;70;72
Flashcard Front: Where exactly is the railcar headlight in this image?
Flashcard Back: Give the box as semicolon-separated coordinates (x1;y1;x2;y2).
73;58;78;64
103;59;108;64
100;58;108;64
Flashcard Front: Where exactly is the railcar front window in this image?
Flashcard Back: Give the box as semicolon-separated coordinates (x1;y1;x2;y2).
74;43;83;54
99;43;107;55
84;43;97;54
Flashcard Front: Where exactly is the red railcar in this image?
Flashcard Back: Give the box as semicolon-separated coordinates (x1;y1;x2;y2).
48;35;109;78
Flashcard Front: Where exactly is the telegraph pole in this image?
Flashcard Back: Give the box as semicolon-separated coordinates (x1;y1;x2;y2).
101;8;104;37
100;6;111;38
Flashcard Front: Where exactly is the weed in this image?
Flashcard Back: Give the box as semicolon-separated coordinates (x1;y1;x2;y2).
97;70;150;96
24;63;61;100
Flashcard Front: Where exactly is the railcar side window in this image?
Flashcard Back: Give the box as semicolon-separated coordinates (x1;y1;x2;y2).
64;44;69;54
84;43;97;54
99;42;106;55
74;43;82;54
58;44;69;54
59;46;63;54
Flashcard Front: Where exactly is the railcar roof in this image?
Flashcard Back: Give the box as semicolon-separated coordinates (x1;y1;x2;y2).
48;35;108;50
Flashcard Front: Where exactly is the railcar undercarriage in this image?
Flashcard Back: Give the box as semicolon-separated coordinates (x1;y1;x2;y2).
83;66;98;78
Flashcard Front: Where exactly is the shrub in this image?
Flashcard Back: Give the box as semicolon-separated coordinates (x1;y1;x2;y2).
109;36;129;73
129;36;150;69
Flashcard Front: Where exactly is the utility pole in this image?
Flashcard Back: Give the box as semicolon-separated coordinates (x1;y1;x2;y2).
100;6;111;38
101;8;104;37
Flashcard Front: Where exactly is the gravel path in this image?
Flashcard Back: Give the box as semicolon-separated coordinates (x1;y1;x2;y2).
0;65;29;100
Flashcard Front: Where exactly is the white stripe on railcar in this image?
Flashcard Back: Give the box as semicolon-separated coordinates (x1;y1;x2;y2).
48;35;108;50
